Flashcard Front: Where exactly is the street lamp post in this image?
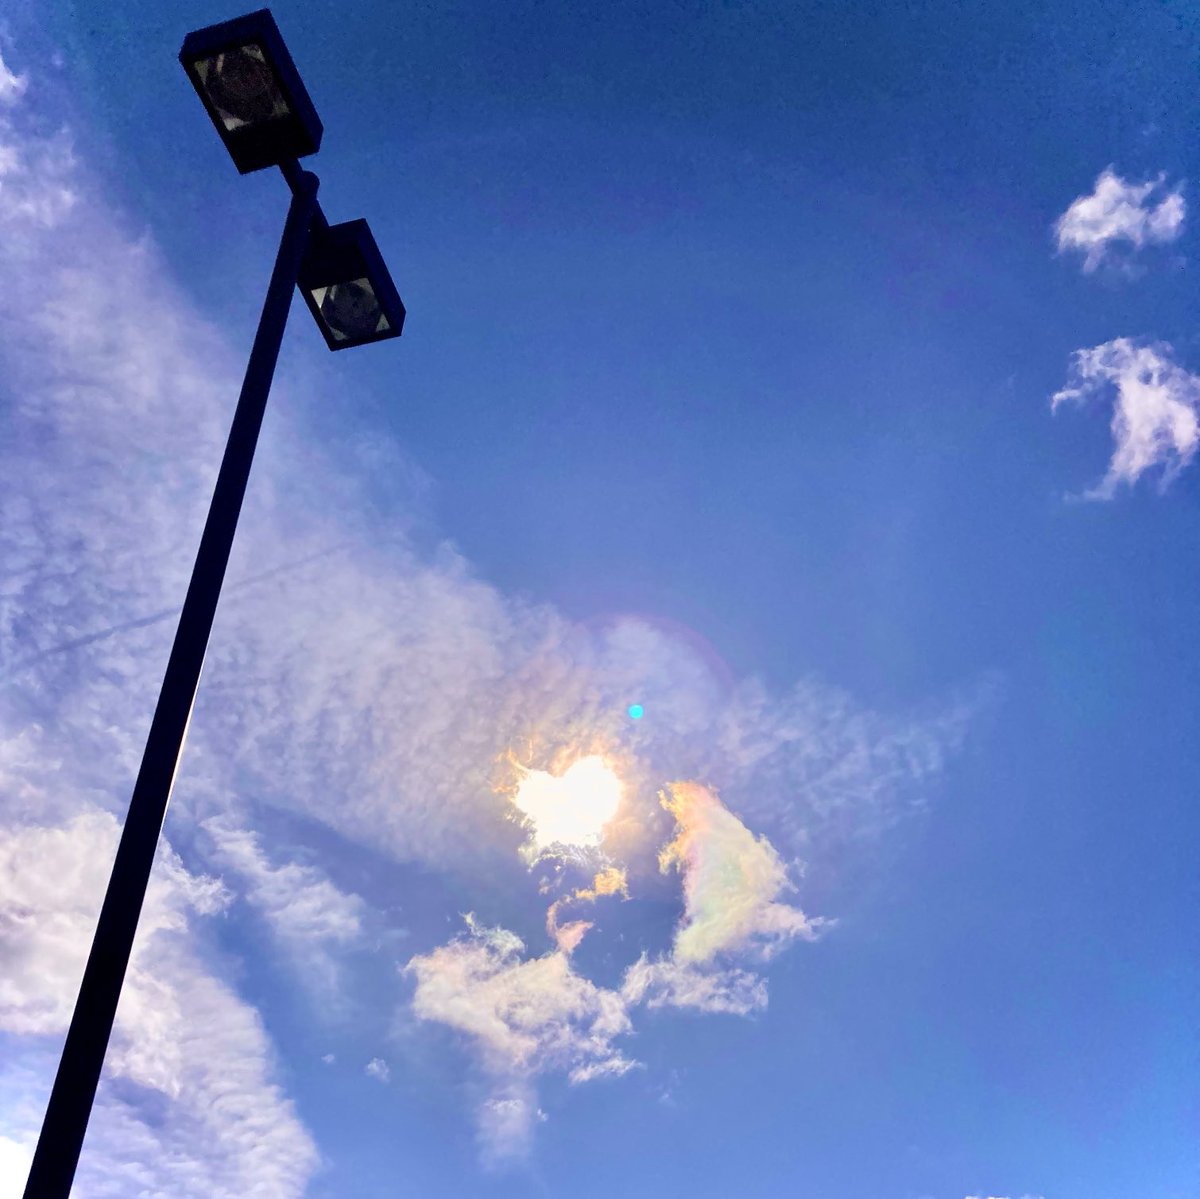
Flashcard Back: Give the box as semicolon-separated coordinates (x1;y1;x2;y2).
21;11;405;1198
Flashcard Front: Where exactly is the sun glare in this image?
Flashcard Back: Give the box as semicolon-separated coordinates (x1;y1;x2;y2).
511;756;623;851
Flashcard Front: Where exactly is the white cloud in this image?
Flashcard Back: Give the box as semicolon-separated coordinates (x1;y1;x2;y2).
0;1135;33;1199
1055;166;1184;272
365;1057;390;1083
0;811;226;1048
0;101;960;880
622;956;768;1015
405;917;635;1163
406;920;636;1082
203;819;366;996
0;49;27;106
0;810;317;1199
1052;337;1200;498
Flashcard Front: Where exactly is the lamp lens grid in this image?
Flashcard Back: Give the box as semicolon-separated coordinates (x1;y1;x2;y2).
313;279;391;342
195;44;291;130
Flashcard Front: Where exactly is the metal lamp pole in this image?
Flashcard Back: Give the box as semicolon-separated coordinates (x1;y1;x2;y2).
22;167;320;1199
21;13;405;1192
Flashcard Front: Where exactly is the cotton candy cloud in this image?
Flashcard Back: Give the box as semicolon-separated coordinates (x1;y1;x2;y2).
1052;337;1200;498
658;781;820;963
620;781;822;1016
1054;166;1184;273
546;864;630;952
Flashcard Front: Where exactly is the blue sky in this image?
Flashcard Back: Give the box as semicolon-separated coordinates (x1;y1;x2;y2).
1;2;1198;1197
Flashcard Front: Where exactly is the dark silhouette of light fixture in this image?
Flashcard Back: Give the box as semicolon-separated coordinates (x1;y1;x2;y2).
180;8;322;173
301;218;407;350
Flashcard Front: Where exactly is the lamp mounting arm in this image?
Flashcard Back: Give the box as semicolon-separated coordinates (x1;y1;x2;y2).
279;158;328;233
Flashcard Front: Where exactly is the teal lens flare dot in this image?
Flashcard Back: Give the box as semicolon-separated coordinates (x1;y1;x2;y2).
628;704;644;720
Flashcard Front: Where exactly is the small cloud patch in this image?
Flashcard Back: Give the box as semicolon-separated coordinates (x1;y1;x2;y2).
1055;167;1184;273
1052;338;1200;498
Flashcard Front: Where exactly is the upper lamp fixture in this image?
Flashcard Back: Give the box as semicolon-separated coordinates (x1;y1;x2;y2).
179;8;322;173
299;219;406;350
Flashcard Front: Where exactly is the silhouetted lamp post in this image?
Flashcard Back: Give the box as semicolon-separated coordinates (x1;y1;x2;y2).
22;11;405;1198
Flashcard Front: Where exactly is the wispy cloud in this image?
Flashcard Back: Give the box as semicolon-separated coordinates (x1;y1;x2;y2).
622;956;768;1016
202;819;366;998
1052;337;1200;498
364;1057;390;1083
405;917;636;1163
0;810;226;1047
0;50;324;1196
0;810;317;1199
1054;166;1184;273
0;50;26;106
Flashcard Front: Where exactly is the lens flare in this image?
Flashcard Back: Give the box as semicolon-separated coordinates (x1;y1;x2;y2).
511;756;623;851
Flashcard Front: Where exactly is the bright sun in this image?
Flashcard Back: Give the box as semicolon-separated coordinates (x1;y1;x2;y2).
511;756;623;851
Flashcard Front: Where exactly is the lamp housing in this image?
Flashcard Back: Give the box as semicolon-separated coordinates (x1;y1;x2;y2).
180;9;322;174
299;219;406;351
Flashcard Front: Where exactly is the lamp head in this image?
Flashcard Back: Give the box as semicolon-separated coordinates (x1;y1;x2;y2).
299;219;406;351
180;9;322;173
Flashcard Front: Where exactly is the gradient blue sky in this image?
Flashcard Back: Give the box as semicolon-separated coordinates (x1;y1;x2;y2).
1;2;1198;1198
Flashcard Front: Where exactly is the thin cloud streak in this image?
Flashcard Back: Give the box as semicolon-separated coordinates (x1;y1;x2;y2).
202;818;368;1004
0;543;351;682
